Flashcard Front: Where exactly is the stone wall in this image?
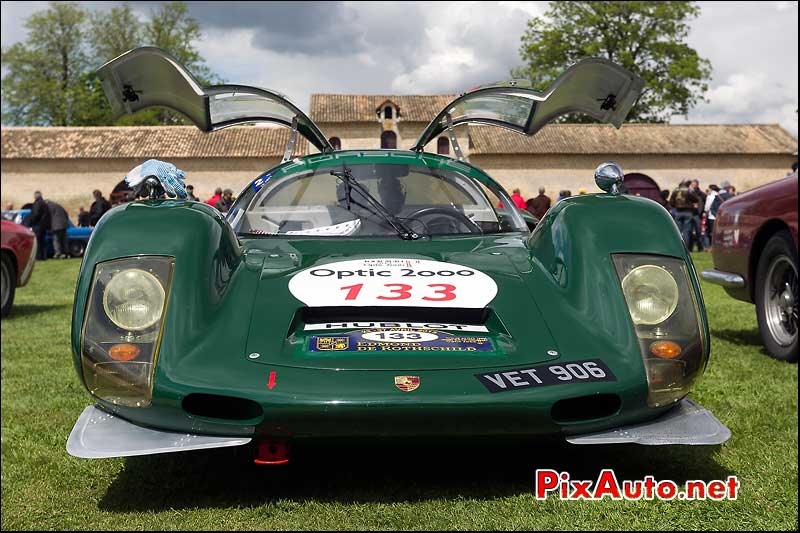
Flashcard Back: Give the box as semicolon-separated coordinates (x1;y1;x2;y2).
1;157;280;213
468;153;796;199
2;150;793;218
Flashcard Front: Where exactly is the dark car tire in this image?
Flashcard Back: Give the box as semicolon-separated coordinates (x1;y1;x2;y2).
68;240;86;258
1;253;16;318
754;230;798;362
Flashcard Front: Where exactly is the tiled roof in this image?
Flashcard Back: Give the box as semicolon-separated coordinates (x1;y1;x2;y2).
310;94;456;123
1;126;308;159
1;123;795;159
469;123;798;155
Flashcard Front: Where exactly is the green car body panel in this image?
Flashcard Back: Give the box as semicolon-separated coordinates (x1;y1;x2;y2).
71;150;709;440
68;47;727;455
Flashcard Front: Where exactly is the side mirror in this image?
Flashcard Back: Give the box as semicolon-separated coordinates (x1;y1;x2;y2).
595;162;624;194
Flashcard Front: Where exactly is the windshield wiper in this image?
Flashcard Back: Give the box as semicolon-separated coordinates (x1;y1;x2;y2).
331;166;420;240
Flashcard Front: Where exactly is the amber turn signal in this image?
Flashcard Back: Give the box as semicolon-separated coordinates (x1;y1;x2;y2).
649;340;682;359
108;343;141;361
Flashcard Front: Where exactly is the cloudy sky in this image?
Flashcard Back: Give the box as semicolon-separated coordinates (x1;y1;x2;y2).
1;1;797;135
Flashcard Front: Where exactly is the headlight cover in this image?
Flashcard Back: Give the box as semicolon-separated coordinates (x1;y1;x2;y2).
621;265;679;325
80;256;174;408
103;269;166;331
613;254;708;407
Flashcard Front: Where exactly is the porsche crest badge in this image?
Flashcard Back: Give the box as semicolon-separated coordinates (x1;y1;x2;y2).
394;375;420;392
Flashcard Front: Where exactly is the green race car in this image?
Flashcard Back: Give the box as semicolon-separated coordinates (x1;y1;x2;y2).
67;47;730;463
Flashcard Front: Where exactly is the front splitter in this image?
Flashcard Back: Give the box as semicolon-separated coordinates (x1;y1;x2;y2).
567;398;731;445
67;397;730;459
66;405;252;459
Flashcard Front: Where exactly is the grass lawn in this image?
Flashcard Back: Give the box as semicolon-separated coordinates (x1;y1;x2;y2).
1;253;797;530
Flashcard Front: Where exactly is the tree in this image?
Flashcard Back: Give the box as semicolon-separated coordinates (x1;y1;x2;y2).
1;1;220;126
128;1;219;125
1;2;90;126
513;1;712;122
144;1;216;85
85;3;160;126
88;3;142;64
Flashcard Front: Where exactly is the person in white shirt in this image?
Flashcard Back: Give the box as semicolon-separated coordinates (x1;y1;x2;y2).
704;184;721;248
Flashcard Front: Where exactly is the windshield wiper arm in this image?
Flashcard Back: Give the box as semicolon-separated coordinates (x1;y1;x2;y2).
331;167;419;240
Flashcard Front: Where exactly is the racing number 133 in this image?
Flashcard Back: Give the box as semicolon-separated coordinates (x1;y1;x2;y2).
340;283;457;301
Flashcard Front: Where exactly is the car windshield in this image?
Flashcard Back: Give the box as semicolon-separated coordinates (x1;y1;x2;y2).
229;163;527;237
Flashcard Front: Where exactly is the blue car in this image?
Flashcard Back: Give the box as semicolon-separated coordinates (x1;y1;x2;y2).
1;209;92;258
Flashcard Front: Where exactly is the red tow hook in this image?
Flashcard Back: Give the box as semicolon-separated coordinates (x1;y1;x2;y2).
254;439;290;465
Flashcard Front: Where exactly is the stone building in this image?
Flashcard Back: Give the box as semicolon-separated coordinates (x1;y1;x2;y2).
467;122;798;196
308;94;466;155
1;126;302;210
1;94;796;213
310;93;797;196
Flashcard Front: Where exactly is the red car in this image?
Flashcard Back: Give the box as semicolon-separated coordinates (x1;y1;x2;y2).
702;172;798;361
1;219;37;318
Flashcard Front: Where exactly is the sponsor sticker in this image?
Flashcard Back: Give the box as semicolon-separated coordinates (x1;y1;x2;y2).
288;258;498;308
304;322;488;332
362;330;439;342
252;172;272;192
308;329;494;353
475;359;616;393
313;336;351;351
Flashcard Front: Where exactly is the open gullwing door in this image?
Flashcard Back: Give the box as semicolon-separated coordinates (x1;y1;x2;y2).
96;47;332;154
411;58;645;152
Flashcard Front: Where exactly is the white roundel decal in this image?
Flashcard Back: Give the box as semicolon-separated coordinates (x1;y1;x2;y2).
361;331;439;342
288;258;498;308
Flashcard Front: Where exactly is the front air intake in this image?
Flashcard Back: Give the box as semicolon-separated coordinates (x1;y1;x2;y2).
551;394;621;424
301;306;490;326
183;393;263;421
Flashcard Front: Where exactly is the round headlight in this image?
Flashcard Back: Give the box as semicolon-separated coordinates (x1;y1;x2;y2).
621;265;679;325
102;269;166;331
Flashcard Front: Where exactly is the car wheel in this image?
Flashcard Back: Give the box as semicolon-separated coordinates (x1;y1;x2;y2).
1;253;16;318
755;230;798;362
68;240;86;258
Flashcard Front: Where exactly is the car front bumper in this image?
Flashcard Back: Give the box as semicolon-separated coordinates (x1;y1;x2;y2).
66;398;730;459
701;269;746;288
19;237;36;287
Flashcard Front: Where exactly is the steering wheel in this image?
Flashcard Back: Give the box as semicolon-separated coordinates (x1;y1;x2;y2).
404;206;483;235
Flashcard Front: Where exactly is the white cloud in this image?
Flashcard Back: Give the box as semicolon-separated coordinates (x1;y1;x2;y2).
687;72;797;133
499;1;547;17
1;0;797;136
356;52;376;67
391;30;479;93
707;73;769;115
685;1;798;135
192;0;797;136
195;26;403;112
390;1;547;93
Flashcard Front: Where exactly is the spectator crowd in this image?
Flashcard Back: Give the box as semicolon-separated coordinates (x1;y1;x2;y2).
5;190;117;260
3;182;236;261
9;162;796;260
665;179;736;251
507;178;742;252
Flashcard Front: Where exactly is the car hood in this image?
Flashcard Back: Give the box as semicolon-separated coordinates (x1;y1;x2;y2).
241;234;560;371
